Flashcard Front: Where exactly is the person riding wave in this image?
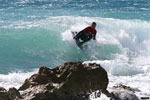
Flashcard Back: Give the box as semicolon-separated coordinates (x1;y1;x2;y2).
74;22;97;46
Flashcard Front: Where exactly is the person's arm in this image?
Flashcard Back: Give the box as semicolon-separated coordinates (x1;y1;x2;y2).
93;30;97;40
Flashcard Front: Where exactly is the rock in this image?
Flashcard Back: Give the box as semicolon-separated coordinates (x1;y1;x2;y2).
19;62;109;100
111;91;140;100
110;84;140;100
0;87;7;92
113;84;141;93
0;87;9;100
0;87;22;100
8;88;22;99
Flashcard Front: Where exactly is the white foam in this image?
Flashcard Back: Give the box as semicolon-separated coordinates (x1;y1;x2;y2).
3;16;150;60
108;74;150;97
85;60;150;99
0;69;37;90
60;16;150;65
84;60;145;76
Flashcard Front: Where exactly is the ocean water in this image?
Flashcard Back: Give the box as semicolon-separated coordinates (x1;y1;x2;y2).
0;0;150;99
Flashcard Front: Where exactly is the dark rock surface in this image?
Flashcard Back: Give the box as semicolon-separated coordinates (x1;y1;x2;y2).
0;87;22;100
110;84;140;100
19;62;109;100
0;87;9;100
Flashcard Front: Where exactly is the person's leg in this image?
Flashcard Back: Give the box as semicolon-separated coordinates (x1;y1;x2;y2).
80;33;93;44
75;30;84;39
75;31;92;46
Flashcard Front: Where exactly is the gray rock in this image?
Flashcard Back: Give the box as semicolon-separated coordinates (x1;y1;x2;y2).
111;91;140;100
111;84;140;100
8;87;22;99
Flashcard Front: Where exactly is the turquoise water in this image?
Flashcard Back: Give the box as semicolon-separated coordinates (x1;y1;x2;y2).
0;0;150;74
1;1;150;97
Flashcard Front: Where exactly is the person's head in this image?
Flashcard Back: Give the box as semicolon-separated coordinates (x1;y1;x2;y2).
91;22;96;29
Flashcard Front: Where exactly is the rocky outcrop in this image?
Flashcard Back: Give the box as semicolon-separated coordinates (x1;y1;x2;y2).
110;84;140;100
19;62;109;100
0;87;22;100
0;62;141;100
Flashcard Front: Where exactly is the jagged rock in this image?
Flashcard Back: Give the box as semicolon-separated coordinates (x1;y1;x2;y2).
19;62;109;100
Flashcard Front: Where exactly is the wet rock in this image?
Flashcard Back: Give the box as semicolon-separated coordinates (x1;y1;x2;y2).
0;87;9;100
111;91;140;100
19;62;109;100
113;84;141;93
0;87;21;100
8;87;22;99
111;84;140;100
0;87;7;92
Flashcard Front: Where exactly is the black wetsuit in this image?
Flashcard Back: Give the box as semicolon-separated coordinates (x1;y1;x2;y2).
75;30;93;43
